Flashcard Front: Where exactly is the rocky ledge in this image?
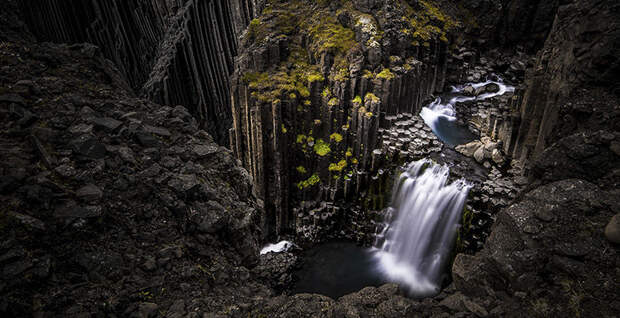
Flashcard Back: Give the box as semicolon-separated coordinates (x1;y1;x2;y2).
0;6;268;315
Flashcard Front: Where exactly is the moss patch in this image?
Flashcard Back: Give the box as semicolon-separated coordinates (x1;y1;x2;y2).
313;139;331;156
297;173;320;189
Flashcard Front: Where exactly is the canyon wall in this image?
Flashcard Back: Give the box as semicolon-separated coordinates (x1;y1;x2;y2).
229;0;459;239
18;0;264;144
508;0;620;171
455;0;560;52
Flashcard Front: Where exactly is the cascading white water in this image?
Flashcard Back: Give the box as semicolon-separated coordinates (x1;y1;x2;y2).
373;159;472;297
419;77;514;146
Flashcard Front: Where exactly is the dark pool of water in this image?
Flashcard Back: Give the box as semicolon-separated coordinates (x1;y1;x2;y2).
292;241;386;299
432;115;477;148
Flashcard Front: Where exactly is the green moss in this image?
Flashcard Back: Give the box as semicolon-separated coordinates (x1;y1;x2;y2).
333;68;349;82
242;72;269;89
362;70;375;79
330;133;343;143
281;124;288;133
313;139;331;156
377;68;395;80
404;0;459;44
307;73;324;82
297;173;320;189
322;87;331;98
247;18;263;41
328;98;339;107
296;166;307;174
306;15;356;58
296;134;307;143
352;95;362;104
455;205;474;252
328;159;347;172
364;92;380;103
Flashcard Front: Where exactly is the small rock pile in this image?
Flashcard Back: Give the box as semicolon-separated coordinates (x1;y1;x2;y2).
455;136;506;166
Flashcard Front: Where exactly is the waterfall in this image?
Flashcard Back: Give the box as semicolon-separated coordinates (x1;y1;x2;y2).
373;159;472;297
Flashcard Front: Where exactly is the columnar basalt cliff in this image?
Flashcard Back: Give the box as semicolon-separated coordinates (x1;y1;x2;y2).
509;0;620;170
18;0;265;144
229;0;461;239
2;0;619;316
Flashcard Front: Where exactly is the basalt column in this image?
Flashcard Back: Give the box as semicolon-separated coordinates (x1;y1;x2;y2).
18;0;264;144
230;0;457;239
510;0;620;170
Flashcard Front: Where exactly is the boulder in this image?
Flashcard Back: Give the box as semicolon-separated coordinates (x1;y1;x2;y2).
455;141;483;157
491;149;505;165
484;83;500;93
463;85;475;96
473;146;485;163
605;213;620;244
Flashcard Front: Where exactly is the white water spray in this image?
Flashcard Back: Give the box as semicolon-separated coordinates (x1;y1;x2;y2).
373;159;472;297
260;240;295;255
420;78;515;135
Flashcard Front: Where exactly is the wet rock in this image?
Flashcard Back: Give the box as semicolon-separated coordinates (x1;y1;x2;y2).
463;85;475;96
484;83;500;94
605;213;620;244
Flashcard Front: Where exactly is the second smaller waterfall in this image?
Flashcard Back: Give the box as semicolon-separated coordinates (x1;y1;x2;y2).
373;159;472;297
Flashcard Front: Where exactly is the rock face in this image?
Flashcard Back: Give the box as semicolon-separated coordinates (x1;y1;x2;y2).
0;6;266;315
455;0;560;52
18;0;265;144
453;179;620;316
507;0;620;170
229;0;456;238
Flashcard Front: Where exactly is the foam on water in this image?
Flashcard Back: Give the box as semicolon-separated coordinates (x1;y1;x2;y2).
260;240;294;255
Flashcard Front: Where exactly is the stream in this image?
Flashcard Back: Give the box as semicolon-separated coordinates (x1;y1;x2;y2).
264;77;515;299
